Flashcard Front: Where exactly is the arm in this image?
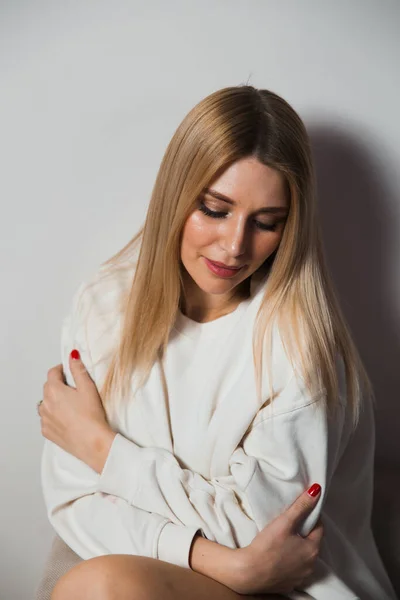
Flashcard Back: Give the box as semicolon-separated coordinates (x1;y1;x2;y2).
96;373;346;544
41;279;207;568
44;275;344;587
91;366;355;597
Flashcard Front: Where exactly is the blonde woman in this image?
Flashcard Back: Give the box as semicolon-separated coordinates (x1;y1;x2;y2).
37;86;396;599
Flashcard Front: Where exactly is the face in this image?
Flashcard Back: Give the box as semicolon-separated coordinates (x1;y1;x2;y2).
180;156;289;317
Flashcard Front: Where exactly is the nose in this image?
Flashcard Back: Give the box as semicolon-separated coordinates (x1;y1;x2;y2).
219;217;247;258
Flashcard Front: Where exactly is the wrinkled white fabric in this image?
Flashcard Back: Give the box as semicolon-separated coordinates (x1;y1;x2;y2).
41;261;396;599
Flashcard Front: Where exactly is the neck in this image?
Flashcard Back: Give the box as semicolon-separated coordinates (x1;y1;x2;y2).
179;276;251;322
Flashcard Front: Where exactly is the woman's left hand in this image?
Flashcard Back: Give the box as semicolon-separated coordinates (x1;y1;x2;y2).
38;349;116;473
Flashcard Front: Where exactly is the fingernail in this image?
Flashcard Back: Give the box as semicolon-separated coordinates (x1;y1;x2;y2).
70;349;80;360
307;483;321;497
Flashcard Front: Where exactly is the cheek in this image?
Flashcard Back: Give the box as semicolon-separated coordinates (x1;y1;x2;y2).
254;231;284;260
181;213;215;253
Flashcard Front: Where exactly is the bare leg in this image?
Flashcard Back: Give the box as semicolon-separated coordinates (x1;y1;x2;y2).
50;554;286;600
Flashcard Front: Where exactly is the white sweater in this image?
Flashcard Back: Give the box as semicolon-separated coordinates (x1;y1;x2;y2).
41;262;396;600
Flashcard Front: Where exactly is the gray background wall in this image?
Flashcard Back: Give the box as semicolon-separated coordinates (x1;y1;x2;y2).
1;1;399;598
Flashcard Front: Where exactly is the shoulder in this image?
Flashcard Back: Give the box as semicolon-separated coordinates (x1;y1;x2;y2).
259;322;348;420
68;261;136;320
62;261;136;363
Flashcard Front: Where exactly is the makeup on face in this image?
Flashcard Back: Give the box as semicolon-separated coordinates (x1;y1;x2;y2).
179;157;289;316
203;257;246;278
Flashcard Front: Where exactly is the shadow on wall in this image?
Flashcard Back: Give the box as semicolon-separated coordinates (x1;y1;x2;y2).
309;124;400;596
309;124;400;462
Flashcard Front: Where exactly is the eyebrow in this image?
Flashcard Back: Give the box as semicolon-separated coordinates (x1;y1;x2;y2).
204;188;289;215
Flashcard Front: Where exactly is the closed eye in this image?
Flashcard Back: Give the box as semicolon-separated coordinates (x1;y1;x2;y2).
198;201;279;232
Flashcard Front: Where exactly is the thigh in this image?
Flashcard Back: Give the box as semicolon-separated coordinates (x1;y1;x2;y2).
51;554;286;600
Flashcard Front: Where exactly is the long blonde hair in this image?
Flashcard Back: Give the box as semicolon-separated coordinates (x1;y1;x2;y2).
95;85;373;426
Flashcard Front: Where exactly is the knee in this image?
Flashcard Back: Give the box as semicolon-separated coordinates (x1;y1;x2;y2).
51;556;117;600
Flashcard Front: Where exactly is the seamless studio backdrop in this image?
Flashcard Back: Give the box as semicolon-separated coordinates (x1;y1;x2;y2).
1;2;399;599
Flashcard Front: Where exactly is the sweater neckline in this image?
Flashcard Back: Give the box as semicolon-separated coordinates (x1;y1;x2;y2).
173;271;267;341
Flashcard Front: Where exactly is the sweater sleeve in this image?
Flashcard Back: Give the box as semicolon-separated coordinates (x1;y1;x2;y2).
96;374;357;598
40;279;204;568
98;379;345;546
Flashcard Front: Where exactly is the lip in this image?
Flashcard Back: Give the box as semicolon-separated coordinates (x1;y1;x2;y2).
208;259;244;269
204;257;246;278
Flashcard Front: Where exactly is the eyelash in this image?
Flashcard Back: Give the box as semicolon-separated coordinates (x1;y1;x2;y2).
198;201;279;232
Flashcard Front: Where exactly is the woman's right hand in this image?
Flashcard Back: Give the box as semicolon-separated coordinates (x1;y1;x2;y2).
231;484;324;596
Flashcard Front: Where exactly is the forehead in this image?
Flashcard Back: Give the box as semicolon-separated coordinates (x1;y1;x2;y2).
207;157;288;207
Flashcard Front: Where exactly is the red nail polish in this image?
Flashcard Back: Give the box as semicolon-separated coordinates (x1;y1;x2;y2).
307;483;321;497
70;349;80;360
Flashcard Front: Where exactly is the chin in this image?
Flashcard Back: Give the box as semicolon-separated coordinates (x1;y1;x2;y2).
199;276;235;291
188;270;235;292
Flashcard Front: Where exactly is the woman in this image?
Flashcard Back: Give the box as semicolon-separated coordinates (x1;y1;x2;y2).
37;85;396;599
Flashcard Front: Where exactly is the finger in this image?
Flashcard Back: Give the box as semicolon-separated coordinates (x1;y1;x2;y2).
283;483;322;532
307;520;324;545
47;364;65;384
308;516;323;532
68;348;93;389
